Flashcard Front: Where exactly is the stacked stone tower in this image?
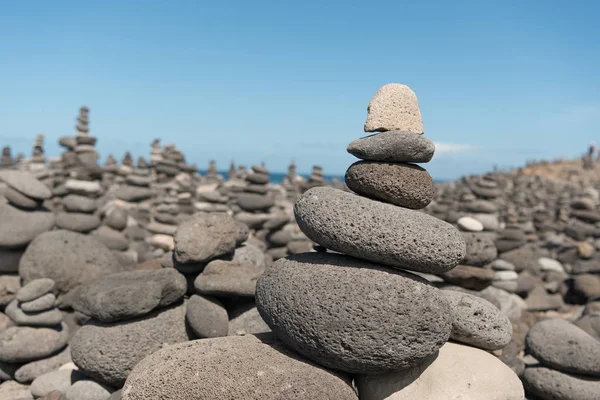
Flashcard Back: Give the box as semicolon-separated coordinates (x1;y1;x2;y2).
1;146;14;168
74;106;99;168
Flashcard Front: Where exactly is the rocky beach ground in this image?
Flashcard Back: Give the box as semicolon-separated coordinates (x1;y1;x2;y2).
0;84;599;399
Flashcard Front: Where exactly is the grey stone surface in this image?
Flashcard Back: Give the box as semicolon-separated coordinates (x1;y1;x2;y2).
345;161;434;209
462;232;498;266
5;187;38;209
442;290;512;350
0;170;52;200
0;203;54;249
74;269;186;322
236;193;275;212
0;380;34;400
71;302;190;387
294;187;465;274
523;366;600;400
526;318;600;376
0;323;69;363
0;248;23;273
65;380;112;400
228;303;271;336
55;212;101;233
115;186;154;202
17;279;55;302
347;131;434;163
5;300;62;327
14;346;71;383
195;260;263;297
121;334;357;400
92;226;129;251
186;295;228;338
364;83;423;134
19;231;123;302
105;208;128;231
30;369;83;398
62;195;97;213
174;213;238;264
20;293;56;312
256;252;452;373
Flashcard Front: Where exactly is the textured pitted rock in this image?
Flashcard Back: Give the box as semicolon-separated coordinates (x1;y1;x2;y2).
0;380;34;400
65;380;113;400
71;302;190;387
14;345;71;383
525;318;600;376
174;213;238;264
0;323;69;363
5;300;62;327
364;83;423;134
442;290;512;350
62;195;97;213
462;232;498;266
55;212;101;233
256;253;452;373
347;131;434;163
21;293;56;312
228;303;271;336
0;203;55;249
186;295;228;338
523;366;600;400
19;230;123;301
0;170;52;200
121;334;357;400
17;278;55;302
194;260;263;297
356;342;524;400
345;161;434;209
440;265;495;290
73;269;187;322
294;187;465;274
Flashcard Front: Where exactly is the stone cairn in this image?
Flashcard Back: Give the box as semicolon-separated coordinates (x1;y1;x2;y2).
204;160;222;183
300;164;327;192
1;147;13;168
74;106;99;169
233;165;275;231
227;161;236;180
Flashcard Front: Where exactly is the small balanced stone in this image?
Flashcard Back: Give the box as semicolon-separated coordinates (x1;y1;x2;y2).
364;83;423;134
347;131;434;163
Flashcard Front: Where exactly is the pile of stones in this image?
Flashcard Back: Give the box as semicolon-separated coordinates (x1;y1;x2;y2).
1;147;13;168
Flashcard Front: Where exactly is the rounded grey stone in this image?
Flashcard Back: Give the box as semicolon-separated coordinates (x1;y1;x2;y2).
71;302;190;387
194;260;263;297
105;208;128;231
14;345;71;383
0;203;55;249
65;380;112;400
186;295;228;338
236;193;275;212
345;161;434;209
73;269;187;322
5;187;39;209
228;303;271;336
5;300;62;327
31;369;84;398
92;226;129;251
0;323;69;363
121;335;357;400
294;187;465;274
62;195;97;213
526;318;600;376
174;213;238;264
523;366;600;400
347;131;434;163
55;212;101;233
19;230;123;301
17;279;55;302
0;170;52;200
462;232;498;266
442;290;512;350
20;293;56;312
256;252;452;373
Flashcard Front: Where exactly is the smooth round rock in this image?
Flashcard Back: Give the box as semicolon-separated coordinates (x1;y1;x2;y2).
523;366;600;400
0;380;33;399
228;303;271;336
294;187;465;274
56;212;101;233
0;203;55;249
345;161;434;209
19;231;123;301
236;193;275;212
5;187;39;209
526;318;600;376
440;265;495;290
364;83;423;134
20;293;56;312
31;369;83;398
5;300;62;327
347;131;434;163
0;323;69;363
105;208;128;231
174;213;238;264
14;345;71;383
17;279;55;302
62;195;97;213
92;226;129;251
65;380;112;400
442;290;512;350
356;342;524;400
0;170;52;200
256;252;452;373
71;302;190;387
186;295;228;338
194;260;263;297
73;269;187;322
121;334;357;400
457;216;484;232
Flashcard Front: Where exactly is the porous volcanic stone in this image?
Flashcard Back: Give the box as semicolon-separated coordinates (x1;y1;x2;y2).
186;295;228;338
523;366;600;400
121;334;357;400
0;323;69;363
0;170;52;200
440;265;495;290
462;232;498;266
71;302;190;387
0;203;55;249
347;131;434;163
73;269;187;322
294;187;465;274
345;161;434;209
174;213;238;264
194;260;263;297
526;318;600;376
14;345;71;383
364;83;423;134
256;252;452;374
442;290;512;350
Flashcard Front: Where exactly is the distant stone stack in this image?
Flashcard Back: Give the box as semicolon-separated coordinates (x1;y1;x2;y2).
281;160;304;199
300;165;327;192
154;144;182;181
227;161;236;180
1;146;14;168
204;160;222;183
150;139;163;163
56;177;102;233
233;165;275;229
122;152;134;168
30;134;46;164
74;106;99;169
104;154;118;172
235;165;248;180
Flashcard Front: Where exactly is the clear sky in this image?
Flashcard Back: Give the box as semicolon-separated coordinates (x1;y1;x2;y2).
1;1;599;179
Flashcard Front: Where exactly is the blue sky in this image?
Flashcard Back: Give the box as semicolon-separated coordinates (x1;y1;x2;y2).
1;1;599;179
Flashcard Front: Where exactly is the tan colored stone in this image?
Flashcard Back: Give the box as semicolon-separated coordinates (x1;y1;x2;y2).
364;83;423;134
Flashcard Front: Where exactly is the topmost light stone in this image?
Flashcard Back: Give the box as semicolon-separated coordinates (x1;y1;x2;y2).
364;83;424;134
